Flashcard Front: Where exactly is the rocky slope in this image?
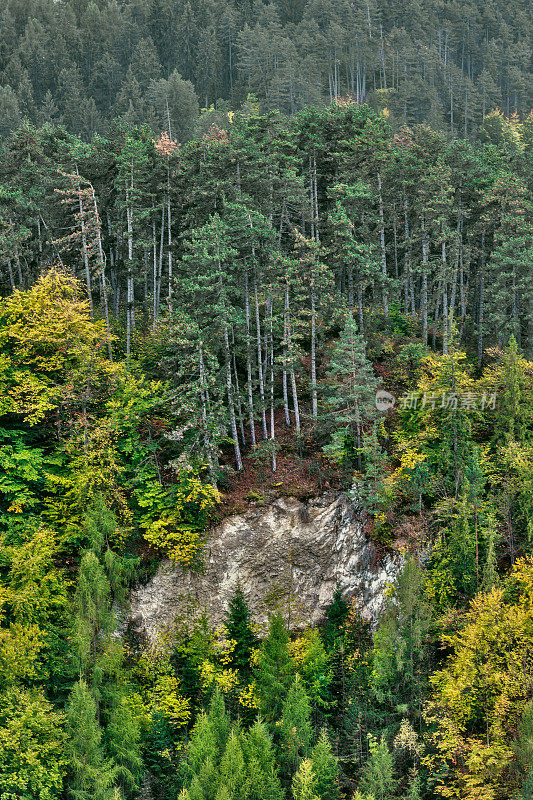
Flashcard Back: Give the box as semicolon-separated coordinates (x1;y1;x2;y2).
129;493;404;642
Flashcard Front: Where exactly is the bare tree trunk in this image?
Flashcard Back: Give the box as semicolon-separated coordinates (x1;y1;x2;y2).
442;239;449;354
152;216;158;330
268;296;276;472
166;161;173;316
421;213;429;344
244;270;256;445
231;327;246;447
90;186;113;360
219;274;243;471
254;280;268;440
75;168;94;317
478;232;485;367
310;285;318;419
9;219;23;287
7;258;15;290
125;188;134;357
283;282;291;427
377;172;388;317
198;342;217;484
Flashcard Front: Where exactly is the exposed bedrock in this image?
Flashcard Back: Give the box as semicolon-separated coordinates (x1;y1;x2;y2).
129;493;404;643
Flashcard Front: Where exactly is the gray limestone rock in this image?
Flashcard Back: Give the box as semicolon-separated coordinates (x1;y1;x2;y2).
129;493;403;643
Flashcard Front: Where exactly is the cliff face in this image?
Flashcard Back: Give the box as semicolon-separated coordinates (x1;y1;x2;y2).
129;494;403;642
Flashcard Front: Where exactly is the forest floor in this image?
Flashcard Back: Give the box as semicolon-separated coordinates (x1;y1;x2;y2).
216;409;345;519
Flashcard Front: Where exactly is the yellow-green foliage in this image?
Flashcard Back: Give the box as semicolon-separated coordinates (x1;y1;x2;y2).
140;468;220;566
0;268;116;424
133;648;191;728
425;557;533;799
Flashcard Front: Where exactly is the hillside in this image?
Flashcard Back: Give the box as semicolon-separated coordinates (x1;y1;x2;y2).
0;0;532;139
0;92;532;799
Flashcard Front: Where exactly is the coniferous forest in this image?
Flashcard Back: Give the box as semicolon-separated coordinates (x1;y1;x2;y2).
0;2;533;799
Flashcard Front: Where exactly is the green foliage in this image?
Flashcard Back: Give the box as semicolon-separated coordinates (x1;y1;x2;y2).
322;315;378;468
0;82;532;800
254;613;294;725
0;687;66;800
310;729;340;800
291;759;320;800
136;467;219;566
360;735;396;800
183;691;283;800
279;676;313;778
371;558;432;723
65;679;117;800
225;585;257;680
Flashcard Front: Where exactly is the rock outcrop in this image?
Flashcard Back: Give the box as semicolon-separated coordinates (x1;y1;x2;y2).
129;493;403;643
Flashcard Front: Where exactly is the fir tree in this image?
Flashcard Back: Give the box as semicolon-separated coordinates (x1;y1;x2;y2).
243;720;284;800
105;695;142;796
360;735;396;800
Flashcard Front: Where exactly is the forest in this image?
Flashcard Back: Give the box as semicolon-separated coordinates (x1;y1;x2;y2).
0;0;532;139
0;1;533;799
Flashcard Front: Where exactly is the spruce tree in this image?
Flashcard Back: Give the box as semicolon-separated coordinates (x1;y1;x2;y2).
105;695;142;796
254;612;294;724
279;676;313;778
310;728;340;800
218;729;246;799
65;679;117;800
291;759;320;800
243;720;284;800
225;584;257;680
360;735;396;800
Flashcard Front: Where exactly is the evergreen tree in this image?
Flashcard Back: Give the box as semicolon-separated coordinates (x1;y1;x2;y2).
243;720;284;800
65;679;117;800
310;728;340;800
105;695;142;797
279;676;313;778
322;588;348;651
254;612;294;725
291;759;320;800
371;558;432;724
219;728;247;799
0;85;21;137
225;584;257;680
359;735;396;800
322;314;378;468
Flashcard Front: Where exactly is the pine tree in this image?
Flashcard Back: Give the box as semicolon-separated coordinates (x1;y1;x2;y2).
322;314;378;468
